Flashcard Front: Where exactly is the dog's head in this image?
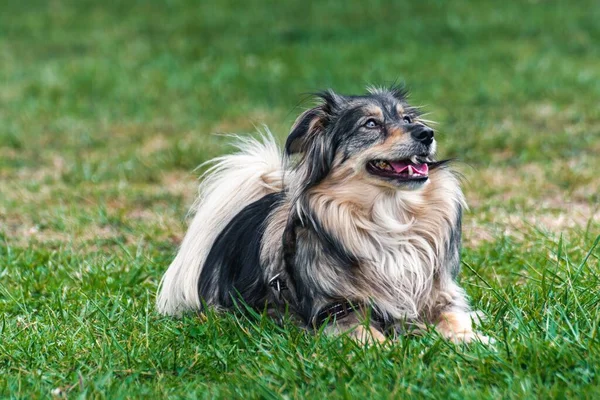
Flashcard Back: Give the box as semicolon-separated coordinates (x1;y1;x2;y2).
286;86;441;191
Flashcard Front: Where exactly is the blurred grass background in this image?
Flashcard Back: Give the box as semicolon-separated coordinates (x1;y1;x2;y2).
1;0;599;398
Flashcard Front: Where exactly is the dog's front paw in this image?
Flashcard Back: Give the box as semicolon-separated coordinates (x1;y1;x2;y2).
325;322;387;345
349;325;388;345
442;330;493;345
436;311;492;345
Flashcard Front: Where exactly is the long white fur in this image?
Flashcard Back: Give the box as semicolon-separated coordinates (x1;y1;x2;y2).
285;168;466;321
156;131;284;316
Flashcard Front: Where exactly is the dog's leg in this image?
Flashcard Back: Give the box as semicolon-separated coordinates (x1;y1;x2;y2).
436;310;490;344
433;282;491;344
323;313;387;345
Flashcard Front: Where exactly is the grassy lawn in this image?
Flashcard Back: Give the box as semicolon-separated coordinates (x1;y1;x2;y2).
1;0;599;398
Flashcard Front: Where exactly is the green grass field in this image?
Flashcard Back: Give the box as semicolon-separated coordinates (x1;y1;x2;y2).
1;0;599;398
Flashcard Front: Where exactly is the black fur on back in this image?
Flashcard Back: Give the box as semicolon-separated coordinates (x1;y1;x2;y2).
198;192;284;308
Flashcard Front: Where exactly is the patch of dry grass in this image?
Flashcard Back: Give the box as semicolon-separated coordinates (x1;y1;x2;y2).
462;156;599;246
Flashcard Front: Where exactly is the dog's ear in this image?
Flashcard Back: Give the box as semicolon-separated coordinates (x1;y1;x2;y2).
285;107;326;155
285;90;343;155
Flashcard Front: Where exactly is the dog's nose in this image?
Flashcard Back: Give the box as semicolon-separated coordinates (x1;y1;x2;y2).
411;126;434;145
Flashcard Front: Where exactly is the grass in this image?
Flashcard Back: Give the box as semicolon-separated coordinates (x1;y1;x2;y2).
1;0;599;398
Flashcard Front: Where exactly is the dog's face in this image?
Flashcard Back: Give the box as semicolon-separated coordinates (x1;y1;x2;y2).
286;86;438;190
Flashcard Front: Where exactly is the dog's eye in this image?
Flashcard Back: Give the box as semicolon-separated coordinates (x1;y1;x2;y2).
364;119;379;129
403;115;413;124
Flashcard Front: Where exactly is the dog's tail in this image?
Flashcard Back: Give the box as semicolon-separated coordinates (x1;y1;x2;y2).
156;130;284;316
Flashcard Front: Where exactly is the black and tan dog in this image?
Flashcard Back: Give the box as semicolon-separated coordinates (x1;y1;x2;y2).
157;86;488;344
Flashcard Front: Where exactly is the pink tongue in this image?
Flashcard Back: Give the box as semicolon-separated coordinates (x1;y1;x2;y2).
389;161;429;175
389;161;410;173
413;163;429;174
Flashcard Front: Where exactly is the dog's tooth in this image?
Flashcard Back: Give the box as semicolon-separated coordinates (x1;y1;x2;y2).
408;165;414;176
411;155;418;164
377;161;389;170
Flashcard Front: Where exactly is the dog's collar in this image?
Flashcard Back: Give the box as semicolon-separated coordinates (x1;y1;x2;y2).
268;274;288;291
268;274;289;302
269;274;353;325
313;300;354;327
314;301;390;328
269;274;388;328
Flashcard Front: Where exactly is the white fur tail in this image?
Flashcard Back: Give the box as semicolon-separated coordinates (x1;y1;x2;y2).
156;131;284;315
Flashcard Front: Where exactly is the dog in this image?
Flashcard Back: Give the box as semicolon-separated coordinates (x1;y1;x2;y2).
156;86;488;344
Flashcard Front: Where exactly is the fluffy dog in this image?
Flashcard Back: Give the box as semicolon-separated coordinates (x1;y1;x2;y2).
157;86;488;344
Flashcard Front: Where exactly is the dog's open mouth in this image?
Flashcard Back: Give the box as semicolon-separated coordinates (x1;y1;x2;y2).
366;156;429;181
